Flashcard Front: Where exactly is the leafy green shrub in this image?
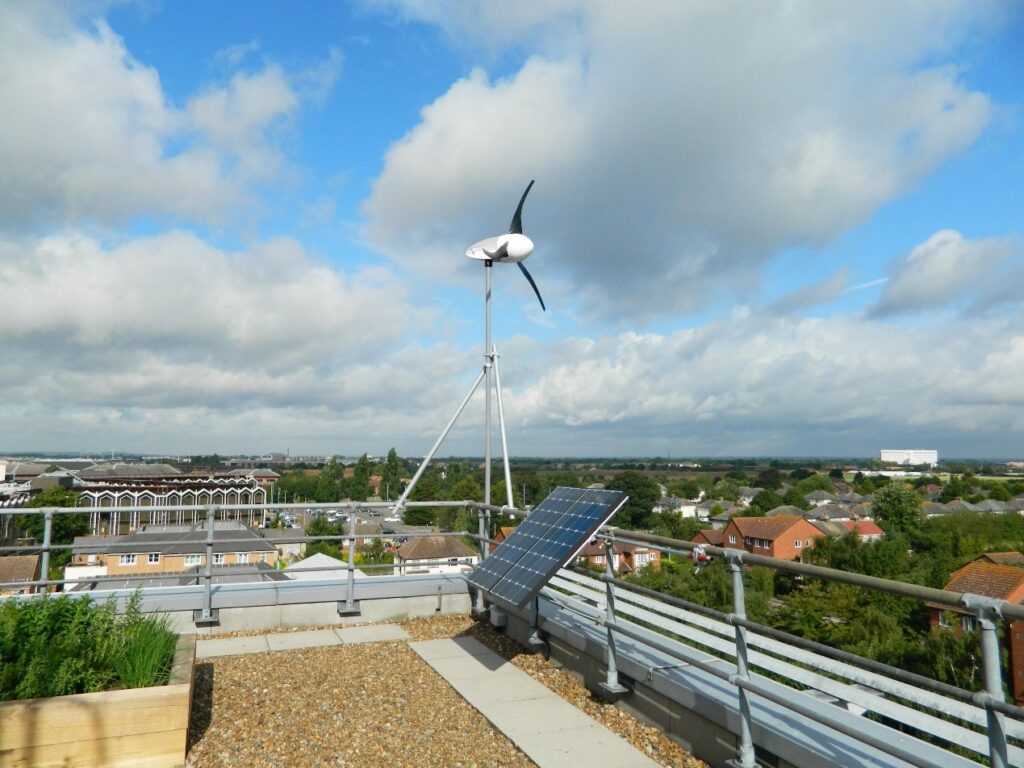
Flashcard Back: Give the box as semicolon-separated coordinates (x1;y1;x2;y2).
0;592;177;701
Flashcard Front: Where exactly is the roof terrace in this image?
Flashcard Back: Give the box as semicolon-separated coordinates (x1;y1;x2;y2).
3;500;1024;767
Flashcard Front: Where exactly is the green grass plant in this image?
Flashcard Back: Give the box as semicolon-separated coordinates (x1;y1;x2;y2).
0;591;177;701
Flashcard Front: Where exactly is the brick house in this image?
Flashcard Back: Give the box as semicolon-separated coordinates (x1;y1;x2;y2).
691;529;724;547
0;554;41;595
575;541;661;574
721;515;823;560
930;560;1024;706
839;520;885;542
67;520;279;580
395;536;479;575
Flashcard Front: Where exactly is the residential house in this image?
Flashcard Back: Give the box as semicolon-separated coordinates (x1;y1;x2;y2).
394;536;479;575
804;504;853;522
978;552;1024;567
697;499;735;524
494;526;518;543
575;541;661;574
259;526;307;562
66;520;279;584
737;487;764;508
722;515;824;560
804;490;836;507
839;520;885;542
691;529;724;547
285;552;366;581
0;554;41;595
930;561;1024;706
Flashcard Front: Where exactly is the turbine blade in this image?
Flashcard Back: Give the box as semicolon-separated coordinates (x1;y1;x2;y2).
508;180;535;234
518;261;546;311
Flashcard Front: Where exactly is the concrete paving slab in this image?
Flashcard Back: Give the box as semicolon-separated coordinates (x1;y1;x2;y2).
410;636;658;768
196;635;269;659
411;636;500;661
266;629;344;652
336;623;409;644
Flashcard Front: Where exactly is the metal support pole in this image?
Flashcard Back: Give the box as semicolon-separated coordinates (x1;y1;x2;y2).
598;538;628;700
195;505;219;626
727;553;756;768
484;260;493;509
976;603;1009;768
39;510;53;594
473;505;488;616
339;519;360;616
392;368;487;515
492;347;515;509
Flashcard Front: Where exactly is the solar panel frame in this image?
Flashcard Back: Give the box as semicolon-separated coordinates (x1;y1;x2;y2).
468;486;627;610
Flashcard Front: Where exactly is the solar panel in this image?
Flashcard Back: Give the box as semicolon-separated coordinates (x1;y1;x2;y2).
468;486;627;609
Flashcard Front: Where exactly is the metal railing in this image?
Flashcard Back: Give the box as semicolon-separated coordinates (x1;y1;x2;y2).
0;501;480;623
473;503;1024;768
5;501;1024;766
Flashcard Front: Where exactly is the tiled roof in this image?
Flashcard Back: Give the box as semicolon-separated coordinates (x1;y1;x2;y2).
979;551;1024;567
812;520;848;538
692;529;724;546
396;536;477;561
731;515;806;540
840;520;884;536
0;554;39;584
943;561;1024;602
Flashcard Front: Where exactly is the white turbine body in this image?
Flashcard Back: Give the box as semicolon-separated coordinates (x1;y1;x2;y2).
466;233;535;263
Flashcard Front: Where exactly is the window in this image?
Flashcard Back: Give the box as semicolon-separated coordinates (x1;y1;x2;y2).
119;554;137;566
148;553;160;565
214;553;225;565
185;554;202;567
938;612;951;629
962;616;978;632
237;553;250;564
259;553;267;563
728;535;736;544
794;539;802;549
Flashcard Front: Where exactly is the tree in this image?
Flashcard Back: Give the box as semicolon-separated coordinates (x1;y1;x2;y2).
749;489;783;515
781;488;811;511
649;512;700;540
438;476;482;531
23;489;88;575
755;468;782;490
872;482;923;532
608;471;659;529
666;478;701;500
405;473;441;526
347;454;371;501
380;448;403;502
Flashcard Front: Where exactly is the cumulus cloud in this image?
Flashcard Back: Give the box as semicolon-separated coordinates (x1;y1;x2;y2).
0;3;336;227
871;229;1018;316
502;309;1024;457
364;1;993;321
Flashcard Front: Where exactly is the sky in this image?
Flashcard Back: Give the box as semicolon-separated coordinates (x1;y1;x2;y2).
1;1;1023;460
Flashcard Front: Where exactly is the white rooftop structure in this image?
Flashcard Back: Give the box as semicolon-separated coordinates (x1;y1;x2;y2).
880;449;938;467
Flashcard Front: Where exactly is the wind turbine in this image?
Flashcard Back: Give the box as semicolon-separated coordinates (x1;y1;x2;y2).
394;180;544;516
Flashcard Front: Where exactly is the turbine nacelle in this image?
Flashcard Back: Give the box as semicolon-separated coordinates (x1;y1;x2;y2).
463;180;546;311
466;233;535;263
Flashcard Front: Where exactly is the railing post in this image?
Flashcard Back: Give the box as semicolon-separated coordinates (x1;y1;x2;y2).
39;509;53;594
338;519;360;616
473;505;488;616
972;599;1009;768
194;505;219;626
727;552;756;768
598;537;628;701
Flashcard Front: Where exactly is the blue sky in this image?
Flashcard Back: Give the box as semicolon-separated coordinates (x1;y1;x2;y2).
1;1;1023;459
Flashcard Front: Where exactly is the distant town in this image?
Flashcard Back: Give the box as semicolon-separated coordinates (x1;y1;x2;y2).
4;446;1024;710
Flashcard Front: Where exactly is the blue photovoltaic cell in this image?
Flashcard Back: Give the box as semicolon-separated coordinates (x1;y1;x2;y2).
468;486;627;609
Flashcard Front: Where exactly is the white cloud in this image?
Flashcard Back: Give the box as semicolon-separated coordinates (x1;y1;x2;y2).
872;229;1018;315
0;3;337;227
502;309;1024;457
364;1;993;321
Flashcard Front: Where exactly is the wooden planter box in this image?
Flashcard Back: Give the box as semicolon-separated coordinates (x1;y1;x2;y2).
0;634;195;768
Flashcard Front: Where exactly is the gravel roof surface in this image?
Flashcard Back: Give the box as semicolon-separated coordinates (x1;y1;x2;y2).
186;615;707;768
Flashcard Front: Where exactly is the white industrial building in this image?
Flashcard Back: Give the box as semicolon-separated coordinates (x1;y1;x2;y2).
880;449;938;467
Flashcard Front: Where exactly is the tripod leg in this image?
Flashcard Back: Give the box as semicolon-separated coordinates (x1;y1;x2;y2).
492;347;515;509
392;367;486;516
